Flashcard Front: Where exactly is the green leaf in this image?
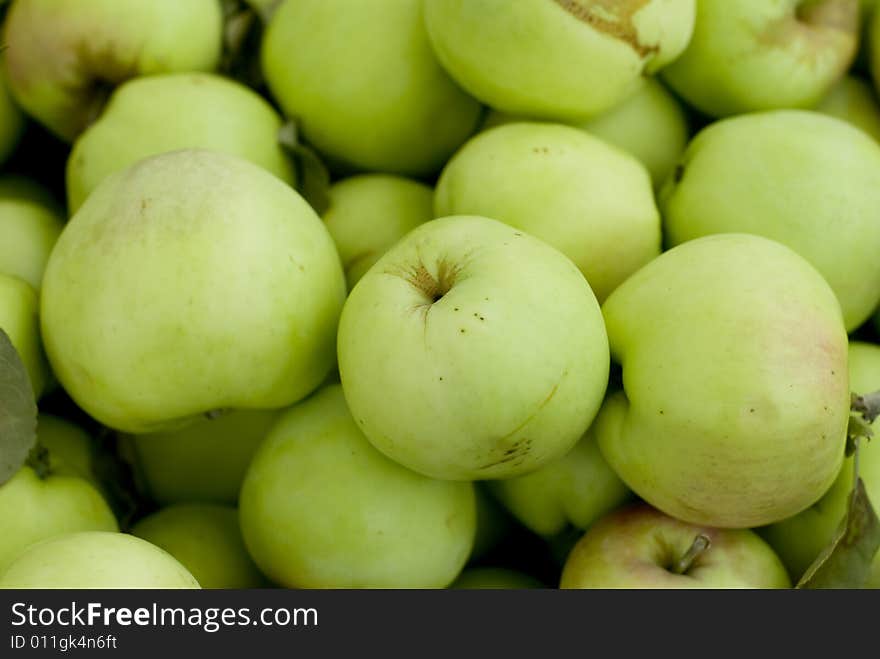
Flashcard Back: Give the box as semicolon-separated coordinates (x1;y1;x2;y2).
0;329;38;486
279;121;332;216
796;477;880;589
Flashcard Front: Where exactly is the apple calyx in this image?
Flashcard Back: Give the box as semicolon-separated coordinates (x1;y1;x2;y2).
400;258;462;305
795;0;859;34
25;444;51;480
551;1;660;60
670;533;711;575
846;389;880;455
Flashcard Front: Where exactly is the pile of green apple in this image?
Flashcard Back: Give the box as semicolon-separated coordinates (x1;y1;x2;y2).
1;0;880;590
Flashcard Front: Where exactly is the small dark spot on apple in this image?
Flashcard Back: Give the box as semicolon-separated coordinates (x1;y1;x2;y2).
459;328;466;334
659;410;664;415
454;307;460;311
513;233;522;237
439;376;443;381
749;408;755;413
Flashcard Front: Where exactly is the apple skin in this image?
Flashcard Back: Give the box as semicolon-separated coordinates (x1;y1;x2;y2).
435;123;660;304
37;414;96;481
761;341;880;587
66;73;296;213
337;215;610;481
662;0;859;118
2;0;223;142
424;0;695;121
261;0;482;177
661;110;880;332
122;409;281;507
0;176;64;291
131;504;266;589
482;78;690;191
814;74;880;141
0;66;24;165
0;464;118;573
451;568;544;590
0;273;48;397
560;503;791;589
40;149;346;434
239;384;476;589
323;174;434;290
486;425;632;538
596;234;849;529
0;531;200;589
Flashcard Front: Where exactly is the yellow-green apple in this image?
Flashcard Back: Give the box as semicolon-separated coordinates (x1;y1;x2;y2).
0;176;64;290
36;414;95;482
0;531;200;588
2;0;223;141
596;234;849;528
0;273;48;396
337;215;610;481
261;0;481;177
0;66;24;165
483;78;690;190
424;0;695;121
0;447;117;572
435;123;659;303
239;384;476;588
815;74;880;141
66;72;296;214
661;110;880;331
761;341;880;586
451;568;544;589
560;503;792;588
323;174;434;290
40;149;346;434
662;0;859;117
486;426;632;538
131;504;266;589
122;409;281;506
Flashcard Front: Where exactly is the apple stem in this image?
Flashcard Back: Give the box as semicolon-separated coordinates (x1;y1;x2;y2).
672;534;711;575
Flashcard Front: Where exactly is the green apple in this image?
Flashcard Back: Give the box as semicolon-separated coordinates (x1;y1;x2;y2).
451;567;544;589
486;425;632;538
0;273;48;396
596;234;849;528
483;78;690;191
815;74;880;141
37;414;95;481
435;123;659;303
560;503;791;588
0;460;117;572
0;66;24;165
67;72;296;214
761;341;880;586
662;0;859;117
0;531;200;588
338;215;610;481
239;384;476;588
261;0;482;177
41;149;346;434
424;0;695;121
131;504;266;589
0;176;64;290
661;110;880;332
122;409;281;506
2;0;223;141
323;174;434;290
